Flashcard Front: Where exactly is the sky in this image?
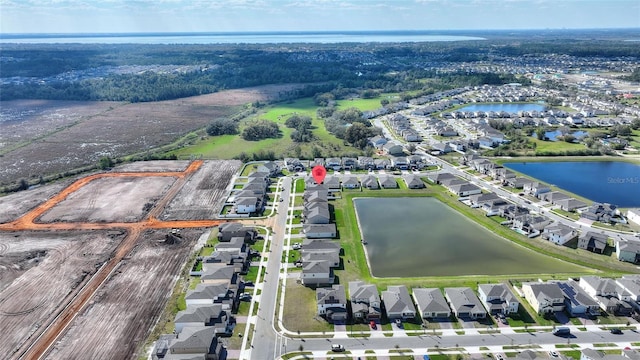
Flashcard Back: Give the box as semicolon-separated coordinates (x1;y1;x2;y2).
1;0;639;34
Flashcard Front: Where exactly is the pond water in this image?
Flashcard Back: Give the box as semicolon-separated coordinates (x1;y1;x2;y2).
353;197;585;277
458;103;546;114
505;161;640;207
535;130;589;141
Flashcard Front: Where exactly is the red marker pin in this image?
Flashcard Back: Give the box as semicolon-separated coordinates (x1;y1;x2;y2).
311;165;327;185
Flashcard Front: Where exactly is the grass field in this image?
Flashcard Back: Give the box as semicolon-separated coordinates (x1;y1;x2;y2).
172;94;401;160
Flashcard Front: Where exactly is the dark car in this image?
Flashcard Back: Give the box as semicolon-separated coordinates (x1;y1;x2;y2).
610;328;623;334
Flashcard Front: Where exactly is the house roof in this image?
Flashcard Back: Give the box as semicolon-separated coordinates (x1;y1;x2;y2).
301;239;340;251
302;223;337;234
201;264;235;281
170;326;217;353
349;281;381;304
185;283;231;301
382;285;416;315
316;284;347;305
556;280;599;308
525;282;564;300
303;260;331;273
175;304;223;324
403;174;425;188
413;288;450;314
444;287;485;315
302;249;340;264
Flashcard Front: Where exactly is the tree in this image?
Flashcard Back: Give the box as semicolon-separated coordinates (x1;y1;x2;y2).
99;156;114;170
345;122;378;149
536;127;546;140
406;143;417;154
17;178;29;191
284;114;312;130
241;120;281;141
380;98;390;107
206;118;238;136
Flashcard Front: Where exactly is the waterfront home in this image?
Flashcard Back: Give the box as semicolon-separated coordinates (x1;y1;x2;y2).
302;223;337;238
444;287;486;319
505;177;531;189
556;198;588;212
378;175;398;189
403;174;425;189
468;192;501;207
521;282;565;314
578;231;608;254
382;285;417;321
412;288;451;319
539;191;570;204
498;204;530;221
616;240;640;264
349;281;382;322
542;223;577;246
477;283;519;316
316;285;348;323
524;182;551;197
579;276;634;315
627;208;640;226
446;182;482;197
554;280;600;317
360;174;380;189
579;202;619;223
427;172;457;185
512;214;552;237
341;175;360;189
301;260;334;286
301;249;340;268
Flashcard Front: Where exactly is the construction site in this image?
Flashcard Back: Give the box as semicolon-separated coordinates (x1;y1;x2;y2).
0;159;241;359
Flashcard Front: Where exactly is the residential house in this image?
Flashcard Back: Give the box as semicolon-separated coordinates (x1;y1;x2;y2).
539;191;570;204
154;326;224;360
301;260;334;286
369;135;388;149
616;240;640;264
325;158;342;171
234;196;259;214
284;158;305;172
557;198;588;212
341;157;357;170
542;223;578;246
361;175;380;190
341;175;360;189
301;239;341;251
217;223;257;243
203;250;249;275
580;276;633;315
412;288;451;319
580;202;618;223
382;285;417;320
316;285;348;323
512;214;552;237
201;264;238;285
477;284;520;316
521;282;565;314
444;287;487;319
438;127;458;136
174;304;232;336
446;182;482;197
241;181;267;196
302;224;337;238
301;249;340;268
427;172;457;185
303;204;330;224
349;281;382;322
257;161;280;176
323;175;341;190
357;156;376;170
392;156;409;170
498;204;529;221
378;175;398;189
627;208;640;226
185;283;237;312
383;141;405;156
616;275;640;302
403;174;425;189
374;158;391;170
506;177;532;189
468;192;501;208
578;231;608;254
431;142;452;154
580;348;629;360
555;280;600;316
524;182;551;197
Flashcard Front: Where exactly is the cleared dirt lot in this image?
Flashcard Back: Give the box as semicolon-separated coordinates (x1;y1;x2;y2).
160;159;241;220
113;160;190;173
0;181;69;223
46;228;199;360
0;230;123;357
0;84;303;186
39;176;176;223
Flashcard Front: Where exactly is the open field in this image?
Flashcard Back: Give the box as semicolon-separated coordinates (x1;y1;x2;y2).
0;160;236;359
0;181;70;223
39;176;176;223
0;84;300;187
112;160;190;172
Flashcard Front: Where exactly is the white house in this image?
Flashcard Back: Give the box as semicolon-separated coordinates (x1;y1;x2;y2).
626;208;640;226
542;223;577;246
521;282;565;314
477;284;520;315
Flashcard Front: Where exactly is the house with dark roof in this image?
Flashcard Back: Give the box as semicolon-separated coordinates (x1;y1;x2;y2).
427;172;456;185
524;182;551;197
185;283;237;312
349;281;382;322
154;326;224;360
201;264;238;286
617;240;640;264
554;280;600;316
556;198;588;212
512;214;552;237
446;182;482;197
412;288;451;319
382;285;417;320
444;287;486;319
317;285;348;323
174;304;232;336
578;231;608;254
539;191;570;204
301;249;340;268
217;223;257;243
478;284;519;316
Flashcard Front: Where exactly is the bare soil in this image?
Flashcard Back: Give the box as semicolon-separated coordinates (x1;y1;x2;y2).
0;181;70;223
0;84;303;186
0;230;124;357
113;160;190;173
46;229;198;360
160;160;241;220
38;176;176;223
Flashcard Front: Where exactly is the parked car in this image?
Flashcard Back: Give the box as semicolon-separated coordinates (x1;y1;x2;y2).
395;319;403;328
549;351;559;357
239;294;251;301
496;354;504;360
610;328;623;334
243;281;254;287
552;327;570;336
369;320;377;330
292;243;302;250
331;344;345;352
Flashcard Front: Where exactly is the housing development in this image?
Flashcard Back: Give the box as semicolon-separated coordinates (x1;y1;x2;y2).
1;29;640;360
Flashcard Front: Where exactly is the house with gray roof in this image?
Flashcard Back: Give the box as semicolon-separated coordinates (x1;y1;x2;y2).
616;240;640;264
301;239;340;251
554;280;600;316
155;326;224;360
378;174;398;189
478;284;519;316
302;223;337;238
403;174;425;189
521;282;565;314
349;281;382;322
316;285;348;323
303;205;330;224
217;223;257;243
174;304;232;336
542;223;577;246
446;182;482;197
383;141;405;156
301;260;334;287
201;264;238;286
468;192;501;207
505;177;531;189
257;161;280;176
580;348;629;360
412;288;451;319
357;156;376;170
513;214;552;237
616;275;640;302
578;231;608;254
580;276;633;315
382;285;417;320
444;287;486;319
185;283;237;312
557;198;588;212
374;158;391;170
301;249;340;268
341;175;360;189
539;191;570;204
361;174;379;189
524;182;551;197
323;175;341;190
426;172;456;184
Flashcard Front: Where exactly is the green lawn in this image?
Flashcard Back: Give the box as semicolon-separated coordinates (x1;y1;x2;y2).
532;138;586;153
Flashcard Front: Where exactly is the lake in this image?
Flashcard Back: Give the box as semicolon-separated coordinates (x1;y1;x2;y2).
505;161;640;207
535;130;589;141
353;197;585;277
458;103;546;113
0;31;485;44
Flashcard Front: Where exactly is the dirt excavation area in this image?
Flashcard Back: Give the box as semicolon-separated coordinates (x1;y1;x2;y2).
39;176;176;223
0;230;124;357
46;228;200;360
0;160;239;359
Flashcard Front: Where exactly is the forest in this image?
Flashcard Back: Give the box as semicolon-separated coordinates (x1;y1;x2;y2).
2;36;638;103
